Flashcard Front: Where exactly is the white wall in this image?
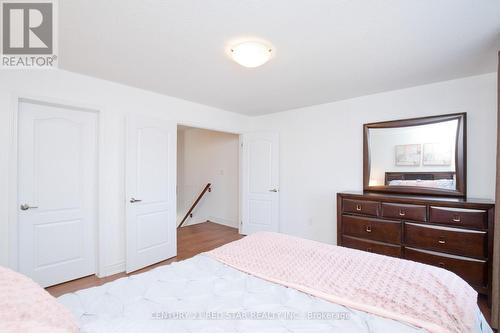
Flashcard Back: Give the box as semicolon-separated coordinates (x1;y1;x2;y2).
0;69;249;275
250;73;497;245
177;127;239;228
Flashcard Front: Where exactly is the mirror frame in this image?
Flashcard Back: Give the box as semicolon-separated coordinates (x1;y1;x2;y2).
363;113;466;197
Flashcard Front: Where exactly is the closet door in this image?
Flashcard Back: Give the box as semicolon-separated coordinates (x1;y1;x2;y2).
18;100;97;287
125;116;176;273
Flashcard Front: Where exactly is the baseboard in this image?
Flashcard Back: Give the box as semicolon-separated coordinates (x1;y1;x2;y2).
179;218;208;227
207;216;239;229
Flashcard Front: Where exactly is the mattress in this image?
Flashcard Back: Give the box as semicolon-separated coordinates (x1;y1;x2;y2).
388;179;456;189
59;255;492;333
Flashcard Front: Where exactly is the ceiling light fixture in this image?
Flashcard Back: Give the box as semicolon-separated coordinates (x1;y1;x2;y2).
230;41;273;68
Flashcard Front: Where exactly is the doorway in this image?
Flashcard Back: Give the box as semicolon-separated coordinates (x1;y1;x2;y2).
176;125;240;231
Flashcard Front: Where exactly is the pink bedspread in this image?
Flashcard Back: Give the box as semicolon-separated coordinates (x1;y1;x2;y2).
0;266;78;333
207;232;477;333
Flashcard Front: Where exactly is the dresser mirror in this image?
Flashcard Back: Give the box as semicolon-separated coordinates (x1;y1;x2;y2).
364;113;466;197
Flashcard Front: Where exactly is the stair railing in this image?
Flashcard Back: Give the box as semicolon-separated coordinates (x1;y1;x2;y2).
178;183;212;228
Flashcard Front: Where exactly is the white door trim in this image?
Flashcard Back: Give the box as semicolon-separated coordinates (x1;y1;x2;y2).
176;121;242;136
7;93;105;278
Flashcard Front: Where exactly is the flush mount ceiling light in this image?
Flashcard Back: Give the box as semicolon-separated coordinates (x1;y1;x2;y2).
230;41;273;68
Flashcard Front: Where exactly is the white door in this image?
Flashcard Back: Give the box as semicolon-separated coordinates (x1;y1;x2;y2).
241;132;280;235
125;116;176;273
18;100;97;287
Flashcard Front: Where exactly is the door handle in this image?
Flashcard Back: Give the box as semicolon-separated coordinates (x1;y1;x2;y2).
269;189;279;193
20;204;38;211
130;198;142;203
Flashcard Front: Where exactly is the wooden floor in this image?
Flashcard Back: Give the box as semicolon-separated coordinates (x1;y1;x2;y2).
46;221;243;297
46;221;492;327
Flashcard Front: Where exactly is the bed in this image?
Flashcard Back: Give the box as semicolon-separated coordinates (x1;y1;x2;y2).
0;266;78;333
56;232;493;333
385;172;456;190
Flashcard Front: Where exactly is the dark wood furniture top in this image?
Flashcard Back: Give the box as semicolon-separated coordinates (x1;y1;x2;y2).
337;191;494;302
385;171;456;185
364;113;467;197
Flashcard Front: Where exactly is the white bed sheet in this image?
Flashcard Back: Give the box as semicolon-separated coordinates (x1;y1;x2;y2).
59;255;492;333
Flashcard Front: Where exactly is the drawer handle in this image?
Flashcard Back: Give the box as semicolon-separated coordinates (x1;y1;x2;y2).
452;215;461;223
366;247;373;252
438;239;446;245
365;225;372;233
356;204;362;211
399;209;406;217
438;262;445;268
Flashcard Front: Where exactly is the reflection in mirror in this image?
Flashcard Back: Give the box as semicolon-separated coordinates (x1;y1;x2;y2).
368;119;458;191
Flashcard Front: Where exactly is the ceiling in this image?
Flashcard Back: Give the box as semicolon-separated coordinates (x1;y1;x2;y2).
59;0;500;116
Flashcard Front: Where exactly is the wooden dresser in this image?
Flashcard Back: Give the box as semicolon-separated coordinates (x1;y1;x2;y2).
337;191;495;300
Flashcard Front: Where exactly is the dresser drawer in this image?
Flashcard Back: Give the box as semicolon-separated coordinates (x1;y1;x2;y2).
342;215;401;244
343;199;379;217
429;206;488;229
381;203;427;221
343;236;401;258
405;247;487;287
404;223;487;258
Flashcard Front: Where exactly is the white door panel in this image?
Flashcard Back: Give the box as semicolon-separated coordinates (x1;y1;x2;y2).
241;132;279;234
18;101;97;287
126;116;176;273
